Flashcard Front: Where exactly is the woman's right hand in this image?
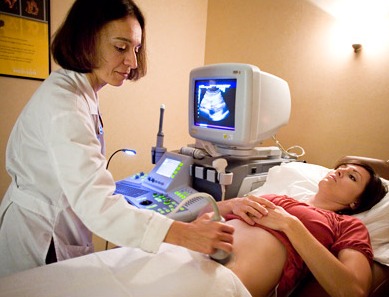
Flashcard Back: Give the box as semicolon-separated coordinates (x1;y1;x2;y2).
228;195;276;225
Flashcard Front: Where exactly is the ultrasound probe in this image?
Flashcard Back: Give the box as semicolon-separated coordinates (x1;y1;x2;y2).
169;192;231;262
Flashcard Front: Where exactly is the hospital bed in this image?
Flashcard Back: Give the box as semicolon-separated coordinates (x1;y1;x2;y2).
0;156;388;297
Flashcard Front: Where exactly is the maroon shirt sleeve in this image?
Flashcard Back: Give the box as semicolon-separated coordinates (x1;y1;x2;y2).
330;215;373;263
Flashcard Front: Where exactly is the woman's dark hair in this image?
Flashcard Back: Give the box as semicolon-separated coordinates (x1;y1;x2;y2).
334;160;388;215
51;0;146;81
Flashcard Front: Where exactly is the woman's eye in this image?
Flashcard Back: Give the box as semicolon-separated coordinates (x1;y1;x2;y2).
115;45;127;52
349;174;356;182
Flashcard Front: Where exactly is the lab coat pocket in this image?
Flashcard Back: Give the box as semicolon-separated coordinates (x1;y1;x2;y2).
59;243;94;260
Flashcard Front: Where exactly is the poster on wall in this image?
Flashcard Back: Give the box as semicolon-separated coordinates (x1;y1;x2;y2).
0;0;50;80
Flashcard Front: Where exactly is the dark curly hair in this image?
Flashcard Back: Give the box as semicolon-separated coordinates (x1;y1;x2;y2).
51;0;146;81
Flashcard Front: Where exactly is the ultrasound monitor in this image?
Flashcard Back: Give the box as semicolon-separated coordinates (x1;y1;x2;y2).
188;63;291;157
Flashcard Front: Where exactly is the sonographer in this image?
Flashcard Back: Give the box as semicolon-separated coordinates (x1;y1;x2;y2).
0;0;236;278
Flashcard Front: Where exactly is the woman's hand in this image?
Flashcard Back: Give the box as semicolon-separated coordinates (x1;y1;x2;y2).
251;205;296;231
229;195;276;225
164;212;235;255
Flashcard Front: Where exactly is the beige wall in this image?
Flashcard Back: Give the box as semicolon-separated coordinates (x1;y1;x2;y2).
205;0;389;167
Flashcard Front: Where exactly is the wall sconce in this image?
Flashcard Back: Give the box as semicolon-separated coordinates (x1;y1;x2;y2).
106;148;136;169
316;0;389;55
352;43;362;53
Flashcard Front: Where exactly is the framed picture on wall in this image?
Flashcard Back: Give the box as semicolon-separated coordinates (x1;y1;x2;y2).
0;0;50;80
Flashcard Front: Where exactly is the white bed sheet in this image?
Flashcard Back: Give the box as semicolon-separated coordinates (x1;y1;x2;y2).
0;243;251;297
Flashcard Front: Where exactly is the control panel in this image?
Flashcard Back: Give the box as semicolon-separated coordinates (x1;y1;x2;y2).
115;152;209;222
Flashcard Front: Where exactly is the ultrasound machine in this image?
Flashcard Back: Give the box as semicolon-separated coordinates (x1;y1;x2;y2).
114;63;295;222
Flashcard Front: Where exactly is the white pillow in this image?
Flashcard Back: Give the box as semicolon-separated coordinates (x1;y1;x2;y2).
249;162;389;266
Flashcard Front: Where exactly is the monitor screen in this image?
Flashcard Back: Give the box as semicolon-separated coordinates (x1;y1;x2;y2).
193;78;236;132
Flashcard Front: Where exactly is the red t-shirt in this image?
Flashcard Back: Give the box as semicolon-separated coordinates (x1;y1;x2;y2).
226;194;373;296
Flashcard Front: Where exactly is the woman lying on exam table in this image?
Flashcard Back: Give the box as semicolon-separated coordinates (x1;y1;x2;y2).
207;159;387;297
0;0;234;278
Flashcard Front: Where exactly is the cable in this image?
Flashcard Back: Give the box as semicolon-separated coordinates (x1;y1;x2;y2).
220;185;226;202
168;192;230;262
168;192;222;221
272;135;305;158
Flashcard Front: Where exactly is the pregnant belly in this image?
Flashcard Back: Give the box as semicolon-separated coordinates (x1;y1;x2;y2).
225;219;287;297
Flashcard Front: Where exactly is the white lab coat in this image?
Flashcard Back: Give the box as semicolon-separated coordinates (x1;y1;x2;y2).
0;69;173;278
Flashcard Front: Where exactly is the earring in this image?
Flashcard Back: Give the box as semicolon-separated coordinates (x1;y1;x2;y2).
350;202;359;209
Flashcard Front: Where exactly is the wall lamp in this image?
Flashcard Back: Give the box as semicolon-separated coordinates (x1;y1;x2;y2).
312;0;389;54
106;148;136;169
352;43;362;53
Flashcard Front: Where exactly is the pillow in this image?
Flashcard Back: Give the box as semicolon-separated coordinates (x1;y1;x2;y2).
249;161;389;266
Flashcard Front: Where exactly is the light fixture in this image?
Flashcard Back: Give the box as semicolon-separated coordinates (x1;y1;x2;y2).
312;0;389;54
106;148;136;169
352;43;362;53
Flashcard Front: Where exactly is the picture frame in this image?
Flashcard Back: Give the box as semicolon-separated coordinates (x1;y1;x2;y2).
0;0;50;80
